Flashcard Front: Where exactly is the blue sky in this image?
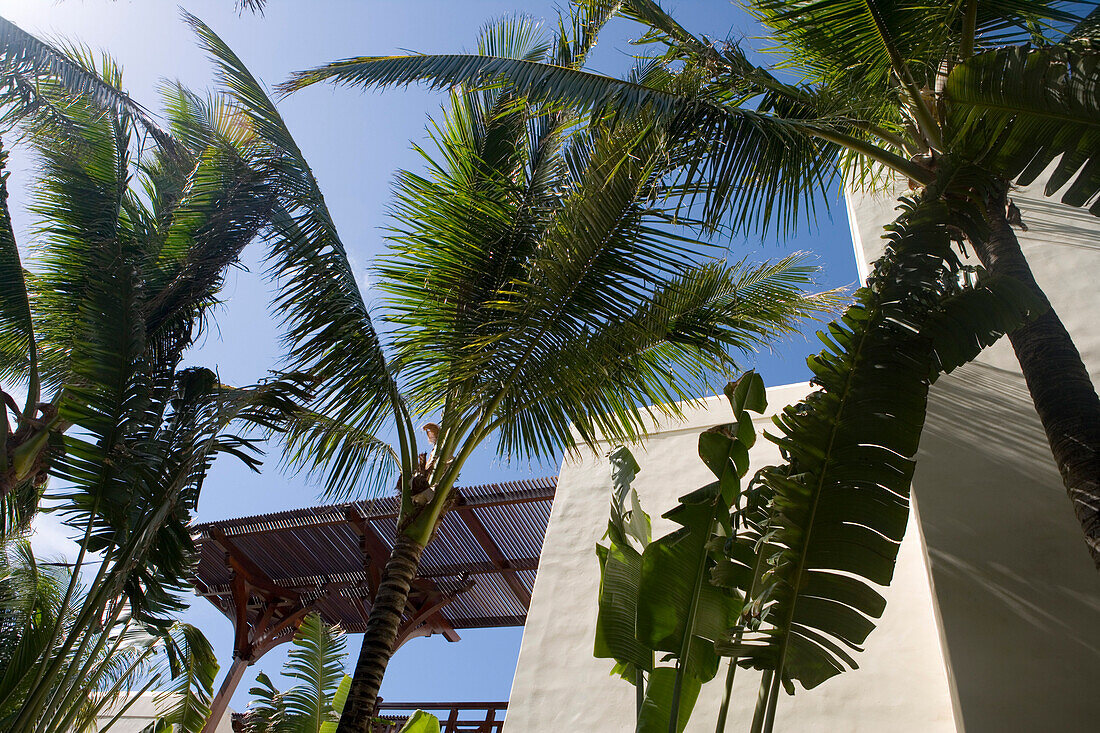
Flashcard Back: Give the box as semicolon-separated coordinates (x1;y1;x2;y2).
1;0;859;713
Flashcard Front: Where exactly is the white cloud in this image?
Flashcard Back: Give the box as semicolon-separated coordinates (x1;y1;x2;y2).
28;512;81;564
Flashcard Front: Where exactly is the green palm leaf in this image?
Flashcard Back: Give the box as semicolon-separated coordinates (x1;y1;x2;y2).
946;42;1100;211
0;16;178;153
280;614;348;732
185;12;407;495
239;614;349;733
150;623;218;733
242;672;284;733
279;35;861;233
26;80;140;394
0;143;33;395
0;140;42;535
281;410;400;502
491;256;841;461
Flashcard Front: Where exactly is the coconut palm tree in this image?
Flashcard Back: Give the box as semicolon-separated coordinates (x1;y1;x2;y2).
0;17;309;730
281;0;1100;566
0;16;284;525
0;535;219;732
238;613;351;733
182;7;841;730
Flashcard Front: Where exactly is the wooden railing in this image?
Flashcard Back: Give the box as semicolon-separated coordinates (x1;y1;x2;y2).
371;701;507;732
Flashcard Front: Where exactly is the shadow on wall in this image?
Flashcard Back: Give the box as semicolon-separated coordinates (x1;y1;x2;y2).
1014;195;1100;254
914;361;1100;733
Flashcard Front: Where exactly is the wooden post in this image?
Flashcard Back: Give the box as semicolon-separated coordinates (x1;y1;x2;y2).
202;657;248;733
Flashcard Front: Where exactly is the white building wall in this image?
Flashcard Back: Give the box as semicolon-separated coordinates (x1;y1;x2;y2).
506;167;1100;732
92;692;235;733
846;170;1100;733
505;385;957;732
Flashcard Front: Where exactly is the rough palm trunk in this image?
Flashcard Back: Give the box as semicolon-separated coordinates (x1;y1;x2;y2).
972;192;1100;567
337;532;425;733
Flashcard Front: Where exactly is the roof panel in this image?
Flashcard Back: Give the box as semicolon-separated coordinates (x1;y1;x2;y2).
191;476;556;641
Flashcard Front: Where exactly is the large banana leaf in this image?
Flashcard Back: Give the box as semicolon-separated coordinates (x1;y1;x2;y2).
595;373;766;732
946;42;1100;212
636;668;700;733
716;168;1044;726
398;710;441;733
594;447;653;683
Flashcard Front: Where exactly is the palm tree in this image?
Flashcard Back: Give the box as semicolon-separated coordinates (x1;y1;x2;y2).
0;16;280;521
238;613;351;733
182;8;841;731
0;535;219;732
281;0;1100;566
0;17;309;730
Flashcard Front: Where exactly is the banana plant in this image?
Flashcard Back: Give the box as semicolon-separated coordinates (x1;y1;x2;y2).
598;198;1040;729
595;372;767;733
396;711;440;733
714;168;1043;733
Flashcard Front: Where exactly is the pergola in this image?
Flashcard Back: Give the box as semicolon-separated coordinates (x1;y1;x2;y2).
190;476;556;732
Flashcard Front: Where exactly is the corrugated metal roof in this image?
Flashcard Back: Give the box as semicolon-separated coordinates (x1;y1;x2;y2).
190;477;556;642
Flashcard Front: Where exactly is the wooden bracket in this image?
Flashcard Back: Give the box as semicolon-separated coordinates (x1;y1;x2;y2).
211;527;309;663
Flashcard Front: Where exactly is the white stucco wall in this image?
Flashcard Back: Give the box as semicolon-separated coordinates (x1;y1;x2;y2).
505;384;958;732
92;693;235;733
506;167;1099;732
846;169;1100;732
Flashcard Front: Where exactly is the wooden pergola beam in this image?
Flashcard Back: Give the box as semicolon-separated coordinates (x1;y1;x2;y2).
202;529;310;733
193;555;542;600
345;506;392;596
454;502;532;609
394;577;473;649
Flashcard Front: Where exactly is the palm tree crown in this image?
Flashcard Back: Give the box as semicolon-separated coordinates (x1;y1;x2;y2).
281;0;1100;567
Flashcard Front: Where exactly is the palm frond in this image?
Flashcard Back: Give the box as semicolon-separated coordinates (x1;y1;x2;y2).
715;168;1043;702
280;409;400;502
184;13;406;481
141;144;276;365
24;83;138;394
0;143;34;394
241;672;284;733
750;0;1079;95
492;256;842;462
0;17;178;153
281;44;856;232
1066;5;1100;41
280;614;347;730
0;537;69;722
946;42;1100;212
151;623;218;733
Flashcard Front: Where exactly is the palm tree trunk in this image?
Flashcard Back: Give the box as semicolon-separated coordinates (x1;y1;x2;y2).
972;192;1100;567
337;532;425;733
